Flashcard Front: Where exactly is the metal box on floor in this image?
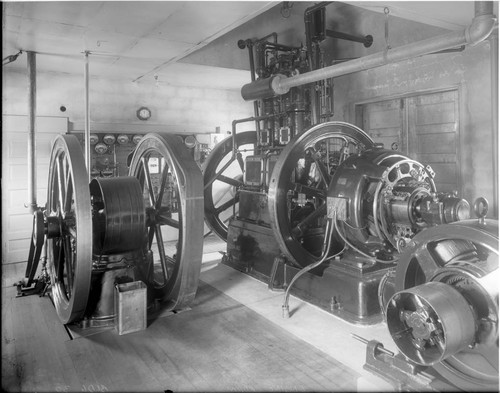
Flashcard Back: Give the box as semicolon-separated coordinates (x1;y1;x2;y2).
114;281;147;335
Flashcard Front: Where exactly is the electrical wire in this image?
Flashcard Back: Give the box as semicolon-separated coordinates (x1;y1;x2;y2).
282;216;344;318
3;50;23;66
334;218;398;264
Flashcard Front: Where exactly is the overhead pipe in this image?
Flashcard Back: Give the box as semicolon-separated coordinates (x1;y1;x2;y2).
325;29;373;48
241;1;497;100
27;51;37;213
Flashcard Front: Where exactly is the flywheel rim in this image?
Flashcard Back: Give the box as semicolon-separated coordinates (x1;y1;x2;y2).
268;121;375;266
47;135;92;324
129;133;203;310
202;131;257;241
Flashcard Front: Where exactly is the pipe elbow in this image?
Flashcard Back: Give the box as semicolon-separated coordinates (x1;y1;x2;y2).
466;14;497;46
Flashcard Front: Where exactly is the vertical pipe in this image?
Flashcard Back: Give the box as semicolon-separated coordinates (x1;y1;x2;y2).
27;51;37;213
84;51;91;182
490;31;498;217
246;43;261;135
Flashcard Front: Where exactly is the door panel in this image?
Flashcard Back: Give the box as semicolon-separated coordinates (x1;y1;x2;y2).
408;90;460;193
361;98;405;153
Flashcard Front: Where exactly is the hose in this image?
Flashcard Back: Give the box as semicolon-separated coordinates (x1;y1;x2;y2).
334;218;398;264
282;216;340;318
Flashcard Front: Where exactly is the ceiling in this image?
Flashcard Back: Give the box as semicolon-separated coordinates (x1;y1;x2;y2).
2;1;277;88
2;1;496;90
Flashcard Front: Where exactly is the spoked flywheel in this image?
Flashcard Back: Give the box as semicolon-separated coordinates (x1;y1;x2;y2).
203;131;257;241
129;133;204;310
46;135;92;324
389;207;499;391
268;121;375;267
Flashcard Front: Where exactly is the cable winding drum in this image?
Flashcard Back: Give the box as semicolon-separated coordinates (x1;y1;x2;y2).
90;176;145;254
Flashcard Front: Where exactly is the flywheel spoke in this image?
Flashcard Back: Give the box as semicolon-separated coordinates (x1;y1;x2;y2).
216;174;244;188
147;226;155;249
157;216;179;229
141;157;157;207
291;204;327;238
154;224;169;281
215;194;240;215
307;147;331;186
62;235;73;295
290;182;327;199
56;157;66;213
155;161;170;210
413;245;444;281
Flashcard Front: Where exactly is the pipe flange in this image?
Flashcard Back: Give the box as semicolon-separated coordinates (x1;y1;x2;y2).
271;74;291;95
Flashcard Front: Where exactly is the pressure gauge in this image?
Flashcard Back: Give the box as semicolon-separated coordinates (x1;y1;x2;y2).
137;106;151;121
117;134;129;144
89;134;99;145
184;135;197;148
95;143;108;155
103;134;116;145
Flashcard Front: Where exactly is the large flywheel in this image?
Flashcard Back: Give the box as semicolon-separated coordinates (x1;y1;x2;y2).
129;133;204;309
203;131;257;241
268;121;375;267
388;208;499;391
46;135;92;324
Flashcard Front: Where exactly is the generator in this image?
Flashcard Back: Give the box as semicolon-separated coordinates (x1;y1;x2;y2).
23;133;203;325
201;3;498;391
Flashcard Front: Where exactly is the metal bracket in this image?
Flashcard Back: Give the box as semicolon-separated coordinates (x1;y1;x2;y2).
15;278;49;298
268;255;286;292
353;334;454;392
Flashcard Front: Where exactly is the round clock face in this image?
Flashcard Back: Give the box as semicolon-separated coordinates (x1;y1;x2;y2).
137;106;151;121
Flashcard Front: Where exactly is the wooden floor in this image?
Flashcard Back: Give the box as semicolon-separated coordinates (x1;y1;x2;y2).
2;277;359;392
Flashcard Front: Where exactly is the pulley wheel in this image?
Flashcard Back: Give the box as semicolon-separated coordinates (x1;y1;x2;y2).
268;122;375;266
129;133;203;310
46;135;92;324
387;281;476;366
203;131;257;241
394;220;499;391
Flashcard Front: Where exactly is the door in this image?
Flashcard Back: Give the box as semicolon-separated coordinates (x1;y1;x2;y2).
357;89;461;194
2;115;67;264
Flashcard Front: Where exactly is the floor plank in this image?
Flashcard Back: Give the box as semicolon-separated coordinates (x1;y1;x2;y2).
2;280;359;392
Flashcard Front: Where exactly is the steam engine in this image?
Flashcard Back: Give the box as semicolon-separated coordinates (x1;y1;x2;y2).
21;3;497;391
202;5;498;390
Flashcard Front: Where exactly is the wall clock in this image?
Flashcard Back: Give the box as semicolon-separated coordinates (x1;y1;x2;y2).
136;106;151;121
